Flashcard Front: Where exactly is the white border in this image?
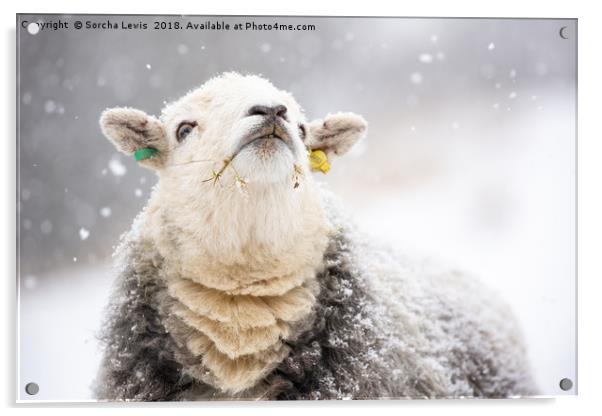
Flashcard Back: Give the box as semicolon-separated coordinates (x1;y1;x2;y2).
3;1;601;415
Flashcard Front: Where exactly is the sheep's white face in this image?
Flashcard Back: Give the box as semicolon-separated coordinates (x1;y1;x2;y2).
160;74;309;184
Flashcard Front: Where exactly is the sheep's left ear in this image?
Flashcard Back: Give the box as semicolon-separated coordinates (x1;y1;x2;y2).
305;112;367;159
99;107;168;169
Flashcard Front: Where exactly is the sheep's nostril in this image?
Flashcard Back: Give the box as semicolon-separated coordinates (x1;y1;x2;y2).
248;104;288;120
248;105;270;117
275;105;287;120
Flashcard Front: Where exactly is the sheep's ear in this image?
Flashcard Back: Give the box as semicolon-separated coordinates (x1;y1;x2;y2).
100;107;167;169
305;112;367;159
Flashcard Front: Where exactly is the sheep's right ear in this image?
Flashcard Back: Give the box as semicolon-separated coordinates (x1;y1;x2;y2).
100;107;167;169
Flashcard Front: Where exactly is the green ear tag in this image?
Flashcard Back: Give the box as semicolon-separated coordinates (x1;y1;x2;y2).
134;147;159;161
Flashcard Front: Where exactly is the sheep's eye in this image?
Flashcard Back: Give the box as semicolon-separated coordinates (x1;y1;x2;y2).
298;124;307;141
176;121;197;142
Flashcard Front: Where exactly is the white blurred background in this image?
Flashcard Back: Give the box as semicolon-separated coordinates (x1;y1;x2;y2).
17;15;576;400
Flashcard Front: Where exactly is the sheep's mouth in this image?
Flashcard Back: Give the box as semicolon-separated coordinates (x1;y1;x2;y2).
249;132;284;143
235;122;295;156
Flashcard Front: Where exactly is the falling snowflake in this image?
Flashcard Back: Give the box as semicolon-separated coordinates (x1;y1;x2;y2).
22;92;32;105
134;188;143;197
508;91;517;99
410;72;423;85
177;44;189;55
108;157;127;177
40;220;53;235
260;43;271;53
488;42;495;51
44;100;56;114
418;54;433;63
145;64;152;70
100;207;112;218
79;227;90;241
23;275;38;290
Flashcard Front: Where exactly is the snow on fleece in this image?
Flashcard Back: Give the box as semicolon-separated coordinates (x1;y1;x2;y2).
94;188;537;400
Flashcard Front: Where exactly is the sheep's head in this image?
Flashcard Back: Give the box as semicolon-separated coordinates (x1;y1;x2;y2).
100;72;367;191
100;72;367;258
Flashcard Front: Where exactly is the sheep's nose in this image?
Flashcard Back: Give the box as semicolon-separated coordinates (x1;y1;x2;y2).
247;104;288;120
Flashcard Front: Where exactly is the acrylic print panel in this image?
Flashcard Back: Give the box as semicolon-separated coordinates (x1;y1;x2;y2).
16;15;576;401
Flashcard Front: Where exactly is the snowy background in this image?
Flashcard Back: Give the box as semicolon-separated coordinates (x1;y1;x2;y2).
17;15;576;401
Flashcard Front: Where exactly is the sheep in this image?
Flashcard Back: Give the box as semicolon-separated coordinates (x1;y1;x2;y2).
94;72;537;401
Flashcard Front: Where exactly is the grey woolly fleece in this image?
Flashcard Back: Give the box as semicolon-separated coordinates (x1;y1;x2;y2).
94;192;537;401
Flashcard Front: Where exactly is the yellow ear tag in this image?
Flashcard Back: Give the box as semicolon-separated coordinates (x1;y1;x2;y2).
309;149;331;174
